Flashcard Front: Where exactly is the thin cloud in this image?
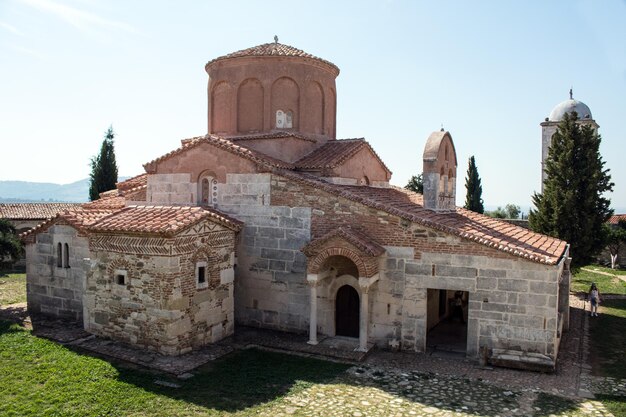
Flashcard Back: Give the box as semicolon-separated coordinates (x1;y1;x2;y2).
0;22;25;36
8;44;46;60
18;0;138;34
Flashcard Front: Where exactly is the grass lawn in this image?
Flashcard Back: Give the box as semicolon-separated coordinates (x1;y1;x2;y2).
589;298;626;380
0;271;26;306
0;320;350;416
571;266;626;295
585;264;626;276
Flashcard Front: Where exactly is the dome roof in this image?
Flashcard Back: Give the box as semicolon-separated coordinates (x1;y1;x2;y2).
206;40;339;75
548;98;592;122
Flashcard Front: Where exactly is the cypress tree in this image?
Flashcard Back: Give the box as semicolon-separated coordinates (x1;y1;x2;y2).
89;126;119;201
405;174;424;194
464;156;484;213
529;112;613;266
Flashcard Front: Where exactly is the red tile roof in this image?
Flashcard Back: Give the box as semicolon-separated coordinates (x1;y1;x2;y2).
277;170;567;265
294;139;392;175
608;214;626;225
20;207;118;242
227;131;319;143
88;205;243;236
116;173;147;191
0;203;81;220
206;42;339;75
303;227;385;257
144;135;294;172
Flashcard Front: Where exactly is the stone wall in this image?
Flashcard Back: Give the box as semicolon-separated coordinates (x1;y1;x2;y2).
271;174;565;359
85;221;236;355
216;173;312;333
26;224;90;322
147;173;195;205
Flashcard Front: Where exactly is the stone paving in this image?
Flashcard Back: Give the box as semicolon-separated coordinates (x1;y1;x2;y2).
1;295;624;416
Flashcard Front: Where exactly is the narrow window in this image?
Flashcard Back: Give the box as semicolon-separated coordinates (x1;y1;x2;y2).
57;243;63;267
114;269;128;286
201;178;210;205
196;261;208;289
63;243;70;268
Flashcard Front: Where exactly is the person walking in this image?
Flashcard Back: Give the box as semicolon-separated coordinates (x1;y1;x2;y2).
588;283;601;317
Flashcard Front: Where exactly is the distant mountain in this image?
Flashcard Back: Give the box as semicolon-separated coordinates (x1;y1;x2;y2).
0;177;129;203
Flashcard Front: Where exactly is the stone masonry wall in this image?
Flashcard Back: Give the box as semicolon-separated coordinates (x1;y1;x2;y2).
216;173;312;333
271;175;563;358
147;173;196;205
85;223;236;355
26;224;90;322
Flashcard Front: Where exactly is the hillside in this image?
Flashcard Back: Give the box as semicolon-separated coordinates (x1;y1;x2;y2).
0;177;129;203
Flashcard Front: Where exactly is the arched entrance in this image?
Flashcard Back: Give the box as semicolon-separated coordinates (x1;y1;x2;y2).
335;285;359;337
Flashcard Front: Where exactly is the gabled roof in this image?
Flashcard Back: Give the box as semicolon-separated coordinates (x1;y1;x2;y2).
20;207;118;243
302;227;385;257
276;170;567;265
88;205;243;236
144;135;294;172
608;214;626;225
206;42;339;75
226;131;319;143
294;138;392;175
0;203;81;220
116;173;148;191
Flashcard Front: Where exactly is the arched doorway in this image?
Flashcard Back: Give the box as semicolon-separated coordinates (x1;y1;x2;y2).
335;285;359;337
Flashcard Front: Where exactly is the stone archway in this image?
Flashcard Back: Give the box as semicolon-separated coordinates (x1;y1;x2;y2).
335;285;359;337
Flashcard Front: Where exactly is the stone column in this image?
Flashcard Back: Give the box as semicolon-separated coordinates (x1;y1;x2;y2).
307;279;319;345
560;257;572;331
357;285;369;352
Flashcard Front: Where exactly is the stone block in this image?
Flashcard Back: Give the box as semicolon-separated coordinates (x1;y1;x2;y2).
476;277;497;289
497;279;528;293
478;268;507;278
529;281;556;294
52;287;74;300
261;248;295;261
436;265;477;278
94;311;110;325
404;262;430;276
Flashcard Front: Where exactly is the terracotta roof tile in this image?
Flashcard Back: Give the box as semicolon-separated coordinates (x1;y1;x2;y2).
294;139;392;175
206;42;339;75
0;203;81;220
116;173;147;191
227;131;319;143
20;207;118;242
302;227;385;257
276;171;567;265
88;205;242;236
144;135;293;172
608;214;626;225
82;195;127;210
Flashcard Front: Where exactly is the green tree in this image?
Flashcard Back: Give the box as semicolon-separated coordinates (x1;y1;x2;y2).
486;204;521;219
464;156;484;213
405;174;423;194
606;220;626;269
0;218;23;266
529;112;613;266
89;126;119;201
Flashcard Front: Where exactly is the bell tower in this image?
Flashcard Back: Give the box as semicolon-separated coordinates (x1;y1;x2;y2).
422;130;457;211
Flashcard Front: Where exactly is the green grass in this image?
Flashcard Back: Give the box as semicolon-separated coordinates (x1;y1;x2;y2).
0;271;26;305
589;299;626;379
571;267;626;295
586;264;626;275
595;394;626;416
0;320;350;416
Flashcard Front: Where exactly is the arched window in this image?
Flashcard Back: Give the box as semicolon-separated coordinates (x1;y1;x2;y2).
439;167;446;194
360;176;370;186
198;174;218;206
445;144;449;161
63;243;70;268
57;243;63;268
448;169;454;196
201;177;210;205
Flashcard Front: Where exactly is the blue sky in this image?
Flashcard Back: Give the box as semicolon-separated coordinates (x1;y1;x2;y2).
1;0;625;211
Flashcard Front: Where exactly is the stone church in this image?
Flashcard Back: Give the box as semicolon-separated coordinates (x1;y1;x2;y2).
22;40;572;370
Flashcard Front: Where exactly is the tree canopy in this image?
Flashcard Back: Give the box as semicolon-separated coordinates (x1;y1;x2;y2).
529;112;613;266
89;126;119;201
606;220;626;269
486;204;521;219
405;174;424;194
464;156;484;213
0;219;23;265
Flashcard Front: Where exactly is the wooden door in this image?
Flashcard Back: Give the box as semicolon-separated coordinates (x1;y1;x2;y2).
335;285;360;337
